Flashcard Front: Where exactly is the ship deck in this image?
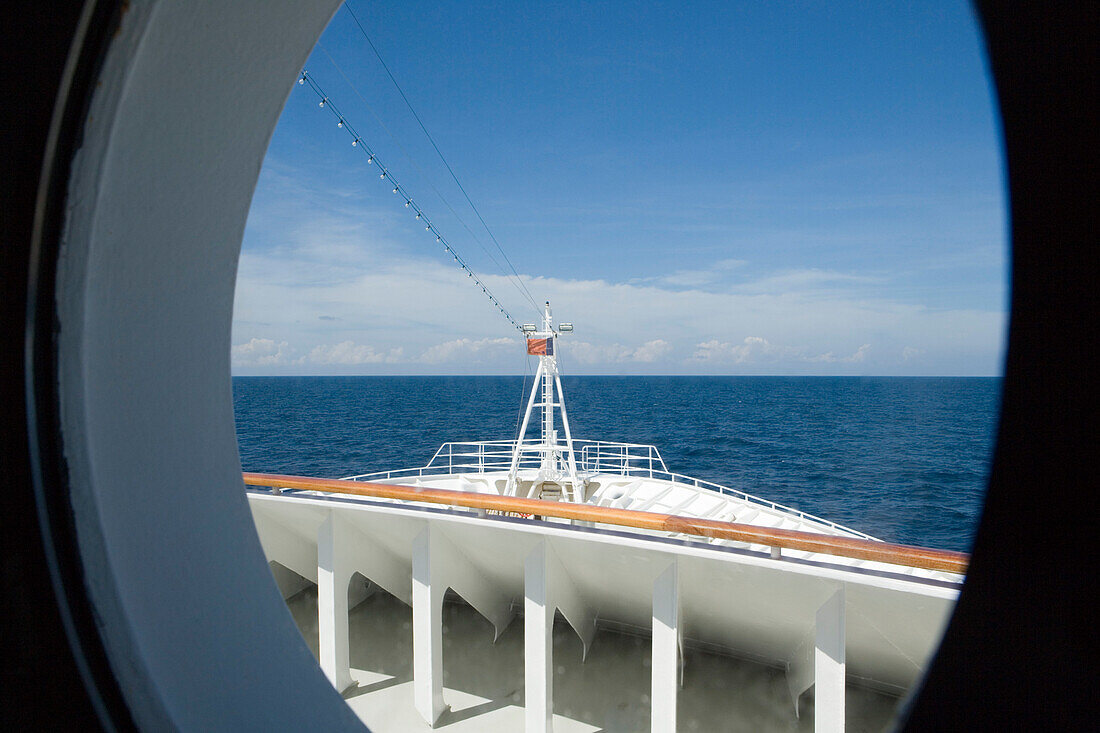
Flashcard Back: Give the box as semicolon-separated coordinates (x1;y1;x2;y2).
247;461;964;732
338;441;959;584
286;585;902;732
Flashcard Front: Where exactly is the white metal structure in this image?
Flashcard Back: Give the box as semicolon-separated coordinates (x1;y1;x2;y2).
246;324;964;731
249;487;959;732
505;302;583;501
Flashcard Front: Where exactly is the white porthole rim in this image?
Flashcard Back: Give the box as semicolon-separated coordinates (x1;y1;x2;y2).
53;1;361;729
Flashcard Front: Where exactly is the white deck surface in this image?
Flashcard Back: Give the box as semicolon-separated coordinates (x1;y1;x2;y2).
338;470;960;584
285;586;902;732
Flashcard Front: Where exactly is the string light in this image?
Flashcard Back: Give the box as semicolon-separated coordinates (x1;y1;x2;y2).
296;69;524;333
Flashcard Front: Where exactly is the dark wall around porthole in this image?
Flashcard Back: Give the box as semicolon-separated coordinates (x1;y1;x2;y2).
1;1;135;730
900;2;1093;727
1;2;1092;730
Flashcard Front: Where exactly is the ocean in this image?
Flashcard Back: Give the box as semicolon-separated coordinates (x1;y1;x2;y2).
233;376;999;552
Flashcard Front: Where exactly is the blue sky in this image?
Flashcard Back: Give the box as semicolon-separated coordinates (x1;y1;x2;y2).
232;0;1006;375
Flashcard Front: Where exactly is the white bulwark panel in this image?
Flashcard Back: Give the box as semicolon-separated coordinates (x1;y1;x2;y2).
249;490;959;731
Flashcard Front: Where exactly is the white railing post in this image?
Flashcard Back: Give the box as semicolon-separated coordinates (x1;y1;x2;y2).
815;587;846;732
651;560;680;732
785;585;846;729
413;526;447;726
317;512;354;694
525;541;554;733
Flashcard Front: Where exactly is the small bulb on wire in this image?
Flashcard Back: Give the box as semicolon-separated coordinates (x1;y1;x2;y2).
351;138;359;147
393;186;399;194
366;154;373;164
337;119;344;128
298;75;306;85
379;171;386;179
405;200;411;208
319;98;327;108
415;212;421;220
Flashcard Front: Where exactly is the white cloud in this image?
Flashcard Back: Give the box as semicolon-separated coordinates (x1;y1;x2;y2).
569;339;672;364
419;337;514;364
633;339;672;362
232;173;1006;376
692;337;795;364
693;338;870;366
655;259;747;287
232;338;296;367
308;341;403;365
729;268;882;295
804;344;871;363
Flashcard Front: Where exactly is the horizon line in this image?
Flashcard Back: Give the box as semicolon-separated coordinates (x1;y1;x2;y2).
230;373;1003;379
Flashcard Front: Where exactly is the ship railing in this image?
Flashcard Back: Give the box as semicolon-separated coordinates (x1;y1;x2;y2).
429;440;538;474
596;466;879;541
243;472;969;575
343;439;671;482
577;441;668;474
340;440;873;539
341;441;532;482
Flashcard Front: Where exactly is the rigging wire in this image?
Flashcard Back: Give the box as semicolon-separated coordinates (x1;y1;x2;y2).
341;2;542;315
297;71;525;333
315;44;541;320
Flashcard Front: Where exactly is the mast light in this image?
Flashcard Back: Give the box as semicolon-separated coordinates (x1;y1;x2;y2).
521;324;537;333
559;323;573;332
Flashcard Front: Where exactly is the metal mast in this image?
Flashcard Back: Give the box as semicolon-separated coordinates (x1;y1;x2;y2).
505;302;582;501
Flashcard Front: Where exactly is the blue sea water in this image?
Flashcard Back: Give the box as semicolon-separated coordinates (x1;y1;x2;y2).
233;376;1000;552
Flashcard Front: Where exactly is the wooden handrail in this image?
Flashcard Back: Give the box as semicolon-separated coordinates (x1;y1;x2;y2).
242;472;969;575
